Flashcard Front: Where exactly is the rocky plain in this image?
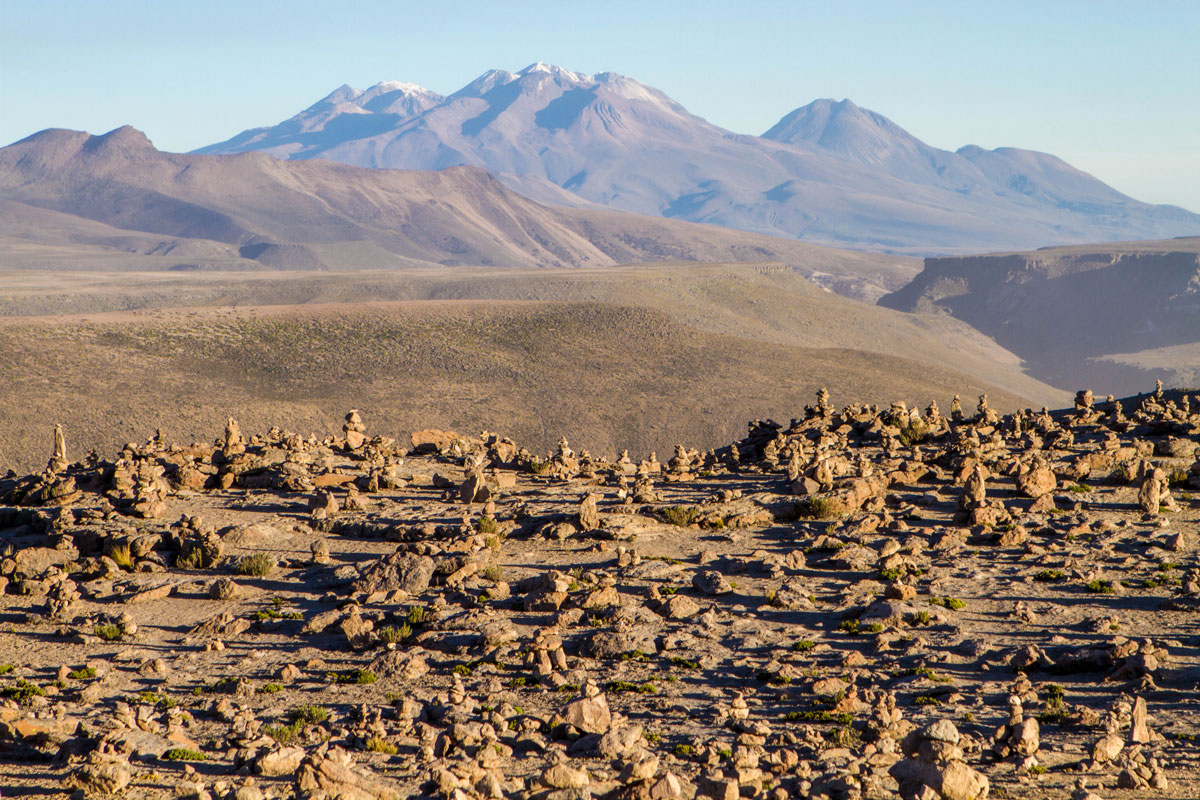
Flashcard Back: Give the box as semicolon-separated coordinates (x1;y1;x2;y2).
2;381;1198;800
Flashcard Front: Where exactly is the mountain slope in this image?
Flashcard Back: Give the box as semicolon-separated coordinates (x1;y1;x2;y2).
0;126;919;298
879;237;1200;393
197;64;1200;254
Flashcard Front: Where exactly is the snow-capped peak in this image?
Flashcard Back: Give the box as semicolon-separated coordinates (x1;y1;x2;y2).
517;62;591;83
362;81;438;98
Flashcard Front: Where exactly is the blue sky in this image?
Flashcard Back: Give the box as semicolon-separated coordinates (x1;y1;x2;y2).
2;0;1198;210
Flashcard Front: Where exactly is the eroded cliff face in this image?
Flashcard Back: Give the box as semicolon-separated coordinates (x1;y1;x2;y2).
880;240;1200;394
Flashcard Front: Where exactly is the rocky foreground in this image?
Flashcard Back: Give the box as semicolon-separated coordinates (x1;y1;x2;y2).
1;386;1199;800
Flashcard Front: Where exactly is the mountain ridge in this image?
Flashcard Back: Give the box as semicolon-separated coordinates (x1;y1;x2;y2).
194;64;1200;255
0;125;918;300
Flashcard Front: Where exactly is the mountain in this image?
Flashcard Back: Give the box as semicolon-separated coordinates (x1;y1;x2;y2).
0;125;918;299
197;64;1200;255
879;236;1200;393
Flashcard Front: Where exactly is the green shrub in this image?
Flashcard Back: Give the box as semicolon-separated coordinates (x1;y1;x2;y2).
93;623;122;641
796;496;843;520
109;544;135;570
478;516;498;534
898;419;930;446
259;683;282;694
162;748;206;761
791;640;817;652
236;553;274;577
364;735;397;754
379;625;410;645
782;710;854;724
2;680;45;702
606;680;657;694
661;506;698;527
1085;579;1114;594
289;704;328;725
68;667;96;680
329;668;376;685
1034;569;1066;582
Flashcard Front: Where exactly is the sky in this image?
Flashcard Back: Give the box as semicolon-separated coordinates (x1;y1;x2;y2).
2;0;1198;211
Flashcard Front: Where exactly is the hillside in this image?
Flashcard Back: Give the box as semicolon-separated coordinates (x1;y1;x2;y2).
197;64;1200;254
0;126;917;301
879;237;1200;393
0;262;1066;474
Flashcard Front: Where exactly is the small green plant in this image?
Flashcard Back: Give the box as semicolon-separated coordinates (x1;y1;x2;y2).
290;704;328;725
259;683;283;694
93;623;122;641
0;665;12;675
877;567;904;582
162;748;206;761
756;670;792;686
643;730;661;743
673;744;694;756
452;663;473;677
329;669;376;685
913;695;942;706
944;597;966;611
1029;765;1048;775
364;735;398;754
791;640;817;652
782;710;854;725
529;459;551;475
796;495;843;520
478;516;498;535
482;564;503;582
913;611;932;626
903;667;953;683
263;706;328;745
670;657;700;669
379;625;411;645
661;506;698;527
68;667;96;680
406;606;429;625
1085;579;1115;594
108;544;135;570
1034;569;1066;582
236;553;274;577
897;419;930;446
2;680;45;702
606;680;657;694
839;619;883;636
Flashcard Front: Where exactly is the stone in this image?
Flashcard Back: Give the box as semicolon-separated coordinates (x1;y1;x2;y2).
579;493;600;532
660;594;700;619
353;552;435;596
542;763;590;789
256;746;306;776
692;570;732;595
1130;696;1151;743
560;691;612;734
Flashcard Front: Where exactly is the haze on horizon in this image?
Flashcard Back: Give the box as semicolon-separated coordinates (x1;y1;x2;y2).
1;0;1198;212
